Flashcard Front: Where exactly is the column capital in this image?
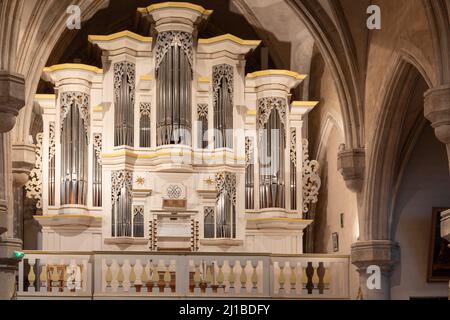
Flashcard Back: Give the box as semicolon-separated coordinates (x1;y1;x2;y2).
351;240;400;272
337;146;365;193
0;71;25;133
12;143;36;188
424;85;450;172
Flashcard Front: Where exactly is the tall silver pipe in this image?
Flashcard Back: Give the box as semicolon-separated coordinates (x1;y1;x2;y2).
61;95;88;205
260;110;285;209
157;45;192;146
114;62;135;147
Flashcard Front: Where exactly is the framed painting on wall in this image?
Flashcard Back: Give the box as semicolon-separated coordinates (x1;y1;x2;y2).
427;207;450;282
332;232;339;253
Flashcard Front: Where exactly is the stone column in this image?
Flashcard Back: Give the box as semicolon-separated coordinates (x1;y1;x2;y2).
0;70;25;300
424;85;450;171
351;240;399;300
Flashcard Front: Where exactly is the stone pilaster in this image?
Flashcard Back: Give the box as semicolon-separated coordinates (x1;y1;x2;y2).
0;238;22;299
0;70;25;300
351;240;399;300
0;71;25;133
424;85;450;171
337;146;365;193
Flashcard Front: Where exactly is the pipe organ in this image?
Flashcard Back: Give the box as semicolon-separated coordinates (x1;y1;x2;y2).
31;2;320;254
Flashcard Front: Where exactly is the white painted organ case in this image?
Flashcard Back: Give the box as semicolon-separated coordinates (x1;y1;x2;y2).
31;2;321;254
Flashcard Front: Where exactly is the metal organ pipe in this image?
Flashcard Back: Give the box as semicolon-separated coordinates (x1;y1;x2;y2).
114;62;135;147
60;92;89;206
156;32;193;146
259;109;285;209
213;65;234;149
245;137;254;209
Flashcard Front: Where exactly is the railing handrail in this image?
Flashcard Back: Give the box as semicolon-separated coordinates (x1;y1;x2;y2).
21;250;350;259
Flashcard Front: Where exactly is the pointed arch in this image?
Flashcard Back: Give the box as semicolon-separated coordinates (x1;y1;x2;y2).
288;0;364;149
363;52;431;241
11;0;109;144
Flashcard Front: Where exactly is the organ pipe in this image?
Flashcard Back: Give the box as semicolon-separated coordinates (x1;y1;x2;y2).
215;173;237;239
259;101;286;209
245;137;254;209
213;64;234;149
92;133;102;207
290;128;297;210
48;122;55;206
156;33;193;146
139;103;151;148
114;62;135;147
111;170;133;237
60;92;89;206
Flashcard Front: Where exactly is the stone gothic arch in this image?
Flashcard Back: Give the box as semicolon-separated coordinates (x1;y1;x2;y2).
363;52;433;242
288;0;365;150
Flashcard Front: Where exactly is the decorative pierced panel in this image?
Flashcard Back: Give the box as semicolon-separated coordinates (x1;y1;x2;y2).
213;64;234;149
258;97;286;209
114;61;135;147
197;104;208;149
302;139;321;213
25;133;43;208
133;205;144;238
60;91;89;205
290;128;297;210
48;122;56;206
156;31;193;146
215;172;237;238
204;206;215;239
245;137;255;209
92;133;102;207
111;170;133;237
139;102;151;148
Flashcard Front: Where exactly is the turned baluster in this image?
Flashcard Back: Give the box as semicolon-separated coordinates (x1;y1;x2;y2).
105;260;113;292
239;260;248;294
316;262;325;294
163;261;172;294
305;262;315;294
228;260;236;294
27;259;36;292
216;260;225;295
116;261;125;292
129;260;137;293
278;262;286;295
205;264;213;294
289;262;298;296
193;261;202;295
251;260;258;295
151;260;160;294
39;263;48;293
140;260;149;293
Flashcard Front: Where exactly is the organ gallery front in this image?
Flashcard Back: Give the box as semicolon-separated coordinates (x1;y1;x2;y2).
26;2;321;254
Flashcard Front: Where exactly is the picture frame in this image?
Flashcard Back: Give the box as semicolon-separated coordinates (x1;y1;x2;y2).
332;232;339;252
427;207;450;282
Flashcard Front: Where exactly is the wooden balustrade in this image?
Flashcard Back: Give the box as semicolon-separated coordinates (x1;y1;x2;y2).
17;252;349;299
